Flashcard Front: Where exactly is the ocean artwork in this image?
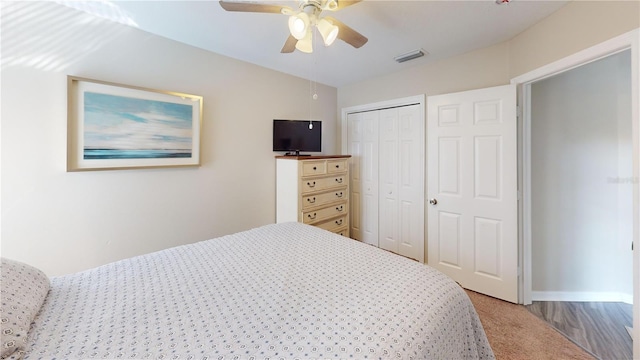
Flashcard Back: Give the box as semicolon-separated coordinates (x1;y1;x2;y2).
83;92;193;160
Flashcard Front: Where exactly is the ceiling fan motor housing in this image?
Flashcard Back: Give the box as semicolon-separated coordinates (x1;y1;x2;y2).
298;0;338;12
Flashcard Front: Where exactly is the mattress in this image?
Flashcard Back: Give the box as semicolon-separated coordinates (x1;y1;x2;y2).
24;222;494;359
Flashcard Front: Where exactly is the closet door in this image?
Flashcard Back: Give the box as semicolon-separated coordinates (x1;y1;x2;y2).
378;108;399;252
378;105;424;262
348;112;363;241
348;111;379;246
361;111;380;247
396;105;424;261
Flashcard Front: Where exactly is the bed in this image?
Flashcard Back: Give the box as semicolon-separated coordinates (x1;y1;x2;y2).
1;222;494;359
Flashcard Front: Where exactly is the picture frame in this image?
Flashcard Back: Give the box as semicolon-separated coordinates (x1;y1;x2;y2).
67;76;203;171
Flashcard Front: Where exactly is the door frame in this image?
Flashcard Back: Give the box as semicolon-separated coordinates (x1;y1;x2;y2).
511;28;639;357
341;94;426;258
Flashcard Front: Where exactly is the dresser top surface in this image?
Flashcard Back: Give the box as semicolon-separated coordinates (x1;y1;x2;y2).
275;155;351;160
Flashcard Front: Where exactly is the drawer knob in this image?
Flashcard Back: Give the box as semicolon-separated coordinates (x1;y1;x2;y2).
313;166;317;170
307;181;316;188
336;192;343;198
308;213;317;220
336;205;344;212
307;197;316;203
335;219;343;226
335;178;343;184
335;165;340;168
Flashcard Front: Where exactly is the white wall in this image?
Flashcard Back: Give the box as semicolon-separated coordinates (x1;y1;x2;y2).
1;1;337;276
530;50;633;300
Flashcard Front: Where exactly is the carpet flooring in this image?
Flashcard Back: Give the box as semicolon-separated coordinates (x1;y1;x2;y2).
465;290;595;360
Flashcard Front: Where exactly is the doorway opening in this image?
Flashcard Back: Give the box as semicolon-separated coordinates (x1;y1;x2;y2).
527;49;633;360
514;29;639;359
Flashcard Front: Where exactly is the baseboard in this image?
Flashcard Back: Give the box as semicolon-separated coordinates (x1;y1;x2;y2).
532;291;633;304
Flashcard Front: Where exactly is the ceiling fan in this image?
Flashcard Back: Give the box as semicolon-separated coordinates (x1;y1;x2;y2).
219;0;368;54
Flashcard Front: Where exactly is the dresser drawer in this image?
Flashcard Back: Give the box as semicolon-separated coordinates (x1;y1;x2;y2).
327;159;348;174
333;226;350;237
301;187;348;210
302;202;348;224
301;174;348;193
314;215;348;232
301;161;326;176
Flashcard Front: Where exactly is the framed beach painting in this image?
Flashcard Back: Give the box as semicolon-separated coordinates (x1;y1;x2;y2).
67;76;203;171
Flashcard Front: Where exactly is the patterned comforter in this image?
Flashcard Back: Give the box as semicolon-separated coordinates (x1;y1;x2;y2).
25;222;494;359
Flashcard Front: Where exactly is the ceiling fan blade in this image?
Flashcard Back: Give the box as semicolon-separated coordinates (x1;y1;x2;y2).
281;35;297;53
325;16;368;48
334;0;361;10
219;1;291;14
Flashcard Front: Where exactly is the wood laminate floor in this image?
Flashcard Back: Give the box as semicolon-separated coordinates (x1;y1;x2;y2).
526;301;633;360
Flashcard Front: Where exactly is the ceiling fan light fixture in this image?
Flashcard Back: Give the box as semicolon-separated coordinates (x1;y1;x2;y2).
324;0;338;11
288;13;310;40
317;17;339;46
219;0;367;54
295;30;313;53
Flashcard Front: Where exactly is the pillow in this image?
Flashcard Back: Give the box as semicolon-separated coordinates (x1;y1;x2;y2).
0;258;50;360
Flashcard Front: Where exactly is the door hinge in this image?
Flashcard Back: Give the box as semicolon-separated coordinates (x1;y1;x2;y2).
517;266;522;277
517;190;522;201
516;105;523;119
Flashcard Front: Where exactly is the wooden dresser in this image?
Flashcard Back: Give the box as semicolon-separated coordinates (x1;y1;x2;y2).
276;155;351;237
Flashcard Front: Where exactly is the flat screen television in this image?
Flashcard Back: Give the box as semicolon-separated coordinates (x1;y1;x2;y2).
273;119;322;155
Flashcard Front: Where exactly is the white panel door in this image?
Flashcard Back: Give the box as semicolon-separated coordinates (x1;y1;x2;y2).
347;113;363;240
427;84;518;303
378;108;399;253
396;105;424;262
379;105;424;262
349;111;379;246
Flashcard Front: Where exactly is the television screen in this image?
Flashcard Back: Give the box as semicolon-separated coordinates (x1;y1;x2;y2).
273;120;322;154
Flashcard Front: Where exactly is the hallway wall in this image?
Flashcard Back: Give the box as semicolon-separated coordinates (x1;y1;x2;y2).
530;50;633;301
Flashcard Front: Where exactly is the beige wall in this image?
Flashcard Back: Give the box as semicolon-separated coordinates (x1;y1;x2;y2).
1;1;337;276
337;42;511;147
339;1;640;111
337;42;511;110
337;0;640;264
509;0;640;78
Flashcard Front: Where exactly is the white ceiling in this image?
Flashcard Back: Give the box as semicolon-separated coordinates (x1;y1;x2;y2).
61;0;569;88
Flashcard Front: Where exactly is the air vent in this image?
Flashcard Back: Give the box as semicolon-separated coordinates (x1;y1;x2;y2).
394;49;426;63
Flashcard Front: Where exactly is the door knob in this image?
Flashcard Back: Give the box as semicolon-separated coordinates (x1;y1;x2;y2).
429;198;438;205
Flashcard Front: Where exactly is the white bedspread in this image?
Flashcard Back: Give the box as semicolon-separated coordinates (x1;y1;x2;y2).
25;222;494;359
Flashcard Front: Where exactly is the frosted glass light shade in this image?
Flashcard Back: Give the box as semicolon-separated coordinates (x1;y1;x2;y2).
295;30;313;53
288;13;310;40
317;18;339;46
325;0;338;11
